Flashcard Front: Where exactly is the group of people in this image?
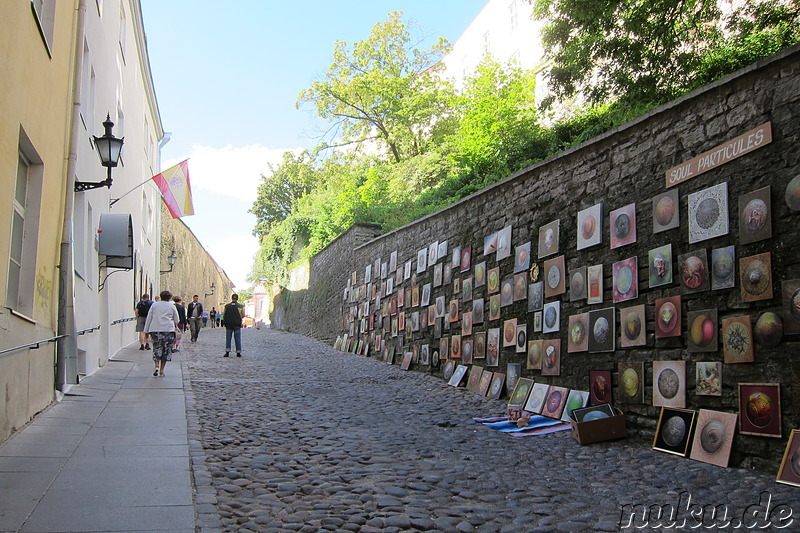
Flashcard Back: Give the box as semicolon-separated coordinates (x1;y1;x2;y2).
134;292;245;376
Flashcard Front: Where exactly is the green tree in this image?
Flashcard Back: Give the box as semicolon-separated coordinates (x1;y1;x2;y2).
297;11;454;163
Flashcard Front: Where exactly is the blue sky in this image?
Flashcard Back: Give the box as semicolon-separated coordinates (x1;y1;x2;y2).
141;0;488;289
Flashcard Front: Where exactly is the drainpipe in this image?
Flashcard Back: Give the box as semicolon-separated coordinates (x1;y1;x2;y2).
57;0;87;390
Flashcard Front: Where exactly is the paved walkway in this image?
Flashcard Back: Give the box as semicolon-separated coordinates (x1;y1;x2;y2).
2;327;800;532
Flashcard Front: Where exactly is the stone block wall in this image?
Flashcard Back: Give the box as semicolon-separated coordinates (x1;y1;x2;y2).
273;45;800;471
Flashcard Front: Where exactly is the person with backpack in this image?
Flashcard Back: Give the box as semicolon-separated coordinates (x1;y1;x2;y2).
135;294;153;350
222;293;244;357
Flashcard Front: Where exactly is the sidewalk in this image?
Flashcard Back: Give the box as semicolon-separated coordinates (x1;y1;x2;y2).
0;342;195;533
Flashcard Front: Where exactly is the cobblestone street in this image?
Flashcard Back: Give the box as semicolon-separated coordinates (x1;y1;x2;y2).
183;327;799;532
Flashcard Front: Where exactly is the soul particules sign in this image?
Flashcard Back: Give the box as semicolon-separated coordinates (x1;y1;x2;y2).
665;122;772;188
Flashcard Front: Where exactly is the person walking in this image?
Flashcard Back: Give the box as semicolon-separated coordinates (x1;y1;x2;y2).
135;294;153;350
172;295;187;353
222;293;244;357
186;295;204;343
209;307;217;328
144;290;179;377
202;308;209;328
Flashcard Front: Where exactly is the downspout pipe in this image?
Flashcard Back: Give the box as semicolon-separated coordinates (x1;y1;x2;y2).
56;0;87;391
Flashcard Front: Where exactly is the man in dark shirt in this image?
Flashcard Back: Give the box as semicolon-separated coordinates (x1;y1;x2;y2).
186;295;204;343
135;294;153;350
222;294;244;357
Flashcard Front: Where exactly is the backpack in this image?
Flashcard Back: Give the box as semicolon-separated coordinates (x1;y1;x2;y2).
136;300;152;317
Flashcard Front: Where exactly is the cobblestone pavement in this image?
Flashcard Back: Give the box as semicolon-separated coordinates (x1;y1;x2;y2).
182;327;800;533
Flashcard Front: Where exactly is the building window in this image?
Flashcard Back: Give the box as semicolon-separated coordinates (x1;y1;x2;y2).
31;0;56;53
509;1;518;31
118;2;127;63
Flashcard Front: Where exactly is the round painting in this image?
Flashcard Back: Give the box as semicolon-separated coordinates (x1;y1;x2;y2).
681;255;706;289
622;368;639;398
547;265;561;290
657;368;680;399
662;416;687;447
699;419;726;454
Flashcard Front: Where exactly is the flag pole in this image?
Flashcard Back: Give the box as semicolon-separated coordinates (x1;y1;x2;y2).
109;178;153;207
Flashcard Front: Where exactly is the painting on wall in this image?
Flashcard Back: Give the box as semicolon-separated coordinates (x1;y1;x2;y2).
462;338;474;364
678;250;710;294
475;261;487;288
462;276;473;302
689;409;737;467
438;240;448;263
435;296;446;318
488;267;500;294
417;248;427;274
515;242;531;273
541;339;561;376
433;263;443;287
610;203;637;249
448;364;468;387
489;294;501;321
648;244;673;288
567;313;589;353
428;241;439;266
501;277;514;307
508;377;534;407
561;390;590;422
503;319;518;347
782;279;800;334
619;304;646;348
538;219;560;258
473;298;485;325
527;339;543;370
462;311;473;336
484;232;498;256
543;301;561;334
587;264;603;304
695;361;722;396
513;273;527;302
533;311;542;332
655;295;682;338
448;300;459;323
740;252;773;303
450;334;461;358
618;361;645;404
444;262;452;285
544;255;566;298
474;331;486;359
516;324;527;353
613;256;638;303
488;372;505;399
711;245;736;290
688;182;729;244
738;383;781;438
506;363;522;396
541;386;570;419
739;185;771;245
466;365;484;392
496;225;513;261
421;283;432;307
589;370;613;406
452;246;461;269
460;246;472;273
528;281;544;312
653;189;680;233
722;315;754;363
653;407;696;457
569;266;587;302
478;370;493;396
687;309;718;352
442;359;455;382
588;307;615;353
525;383;550;414
487;328;500;366
577;203;603;250
777;430;800;487
653;360;686;408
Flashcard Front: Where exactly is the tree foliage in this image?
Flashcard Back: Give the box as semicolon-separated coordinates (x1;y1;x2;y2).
249;151;316;239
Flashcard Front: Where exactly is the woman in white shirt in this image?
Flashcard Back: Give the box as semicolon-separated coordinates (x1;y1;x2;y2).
144;290;180;376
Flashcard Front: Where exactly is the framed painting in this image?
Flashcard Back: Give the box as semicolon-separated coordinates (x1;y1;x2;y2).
740;252;773;303
567;313;589;353
489;294;501;321
428;305;437;329
452;246;461;269
503;318;518;347
460;246;472;273
515;324;527;353
587;264;603;304
695;361;722;396
610;202;637;249
619;304;646;348
655;295;682;339
411;286;420;308
588;307;615;353
653;360;686;408
613;256;638;303
487;328;500;366
711;245;736;290
653;407;696;457
777;430;800;486
421;283;432;307
462;276;473;302
738;383;781;438
483;232;498;256
782;279;800;334
400;352;413;371
569;266;587;302
420;344;430;366
653;189;680;233
541;386;570;419
648;244;673;288
577;203;603;250
448;299;459;323
496;225;512;261
508;376;533;406
544;255;566;298
449;364;469;387
462;338;474;364
466;365;483;392
525;383;550;414
533;311;542;333
543;301;560;334
488;372;505;399
434;295;445;318
444;262;452;285
688;182;729;244
389;251;398;273
528;281;544;312
589;370;613;406
404;260;412;281
416;248;427;274
501;277;514;307
687;308;719;352
478;370;494;396
678;249;710;294
506;363;521;395
462;311;473;336
442;359;455;382
572;403;615;423
541;339;561;376
618;361;645;404
473;331;486;359
690;409;737;467
527;339;543;370
474;261;487;287
561;390;590;422
487;267;500;294
515;242;531;273
739;185;771;245
538;219;560;258
428;241;439;266
439;337;449;362
450;334;462;358
433;263;443;288
513;273;527;302
472;298;485;325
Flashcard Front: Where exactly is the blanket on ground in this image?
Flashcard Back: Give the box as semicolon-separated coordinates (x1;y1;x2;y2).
473;415;572;437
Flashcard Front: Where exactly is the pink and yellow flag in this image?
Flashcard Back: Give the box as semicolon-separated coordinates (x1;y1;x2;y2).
152;159;194;218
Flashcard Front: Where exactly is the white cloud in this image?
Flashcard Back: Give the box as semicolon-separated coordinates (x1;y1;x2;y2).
164;144;302;202
207;234;260;290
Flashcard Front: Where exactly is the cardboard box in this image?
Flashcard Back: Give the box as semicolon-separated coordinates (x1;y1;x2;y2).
570;408;628;445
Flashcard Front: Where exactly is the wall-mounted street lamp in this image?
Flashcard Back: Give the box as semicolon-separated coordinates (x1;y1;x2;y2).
160;250;177;274
204;282;216;299
75;114;124;192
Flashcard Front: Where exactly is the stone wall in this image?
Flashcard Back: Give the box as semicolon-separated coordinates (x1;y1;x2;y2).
273;45;800;471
